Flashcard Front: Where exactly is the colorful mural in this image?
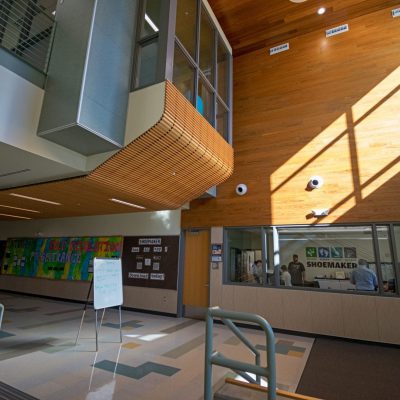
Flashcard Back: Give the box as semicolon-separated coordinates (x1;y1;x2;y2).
0;236;123;281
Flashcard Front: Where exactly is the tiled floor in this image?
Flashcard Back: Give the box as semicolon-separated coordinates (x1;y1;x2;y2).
0;293;314;400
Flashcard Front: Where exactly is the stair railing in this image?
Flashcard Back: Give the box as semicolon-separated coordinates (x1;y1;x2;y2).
204;306;276;400
0;0;56;72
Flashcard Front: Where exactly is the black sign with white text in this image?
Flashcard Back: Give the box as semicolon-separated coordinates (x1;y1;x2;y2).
122;236;179;289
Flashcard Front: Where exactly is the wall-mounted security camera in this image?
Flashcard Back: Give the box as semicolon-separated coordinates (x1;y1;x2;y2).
308;176;324;190
235;183;248;196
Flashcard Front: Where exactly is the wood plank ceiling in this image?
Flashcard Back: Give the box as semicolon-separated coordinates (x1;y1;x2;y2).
0;82;233;221
208;0;400;56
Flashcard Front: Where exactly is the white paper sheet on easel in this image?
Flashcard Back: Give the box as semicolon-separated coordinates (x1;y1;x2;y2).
93;258;123;310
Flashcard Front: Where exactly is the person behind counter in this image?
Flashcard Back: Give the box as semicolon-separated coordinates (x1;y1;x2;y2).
288;254;305;286
251;259;263;284
350;259;378;291
280;265;292;287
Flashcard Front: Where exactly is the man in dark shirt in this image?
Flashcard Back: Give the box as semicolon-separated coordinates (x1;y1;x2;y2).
288;254;305;286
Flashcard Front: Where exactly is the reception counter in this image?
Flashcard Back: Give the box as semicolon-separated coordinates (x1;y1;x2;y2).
314;278;355;291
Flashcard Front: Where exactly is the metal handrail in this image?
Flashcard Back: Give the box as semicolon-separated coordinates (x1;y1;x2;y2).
0;303;4;330
205;307;277;400
0;0;55;73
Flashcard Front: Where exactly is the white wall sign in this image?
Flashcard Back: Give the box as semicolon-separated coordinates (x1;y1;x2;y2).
392;8;400;18
269;43;289;55
326;24;349;37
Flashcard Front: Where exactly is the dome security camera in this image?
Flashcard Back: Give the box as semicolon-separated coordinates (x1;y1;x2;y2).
308;176;324;190
235;183;248;196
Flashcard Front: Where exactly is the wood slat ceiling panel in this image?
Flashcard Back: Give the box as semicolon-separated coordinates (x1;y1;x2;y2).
0;81;234;221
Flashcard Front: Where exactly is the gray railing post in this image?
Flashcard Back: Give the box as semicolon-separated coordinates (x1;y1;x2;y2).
0;303;4;330
204;307;277;400
204;307;214;400
0;0;55;73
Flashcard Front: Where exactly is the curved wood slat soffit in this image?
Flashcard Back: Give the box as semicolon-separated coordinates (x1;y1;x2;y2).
0;81;234;220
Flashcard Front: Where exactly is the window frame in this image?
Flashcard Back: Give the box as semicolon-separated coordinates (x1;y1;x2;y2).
172;0;232;143
224;223;400;297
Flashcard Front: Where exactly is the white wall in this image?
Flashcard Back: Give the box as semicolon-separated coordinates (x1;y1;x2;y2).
0;210;181;314
0;209;180;238
0;66;117;184
0;66;86;170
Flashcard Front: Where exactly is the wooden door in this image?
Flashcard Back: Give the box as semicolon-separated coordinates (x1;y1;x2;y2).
183;229;210;308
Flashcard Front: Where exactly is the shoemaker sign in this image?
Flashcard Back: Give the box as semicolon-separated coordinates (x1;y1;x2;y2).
305;246;358;269
122;236;179;289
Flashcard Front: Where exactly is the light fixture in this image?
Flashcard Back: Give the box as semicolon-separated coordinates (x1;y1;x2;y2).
10;193;61;205
0;213;31;220
311;208;330;217
145;13;159;32
110;198;146;210
290;0;307;3
0;204;40;213
318;7;326;15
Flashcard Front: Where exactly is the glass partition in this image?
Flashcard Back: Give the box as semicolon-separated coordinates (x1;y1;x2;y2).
376;225;397;294
216;99;228;140
136;39;159;87
140;0;162;38
173;0;232;142
199;6;215;85
217;38;229;103
394;225;400;261
133;0;163;89
224;224;400;296
277;226;378;291
226;228;263;284
175;0;197;60
133;0;232;141
198;78;213;123
173;44;195;103
226;228;275;286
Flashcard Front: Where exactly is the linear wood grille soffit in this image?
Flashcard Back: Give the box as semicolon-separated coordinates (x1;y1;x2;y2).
0;81;234;220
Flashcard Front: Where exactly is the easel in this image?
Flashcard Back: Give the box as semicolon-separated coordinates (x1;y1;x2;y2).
75;277;100;349
75;259;123;351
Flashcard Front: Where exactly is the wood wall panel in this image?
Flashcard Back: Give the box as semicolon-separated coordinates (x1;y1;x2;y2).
182;7;400;228
209;0;399;56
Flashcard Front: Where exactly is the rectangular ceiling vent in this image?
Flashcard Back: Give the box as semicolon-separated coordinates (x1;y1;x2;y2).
269;43;289;56
326;24;349;38
392;8;400;18
0;168;30;178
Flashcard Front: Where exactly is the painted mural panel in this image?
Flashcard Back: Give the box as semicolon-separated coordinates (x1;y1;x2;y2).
0;237;122;280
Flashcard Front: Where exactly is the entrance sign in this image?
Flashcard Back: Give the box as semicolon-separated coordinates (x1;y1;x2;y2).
93;258;123;310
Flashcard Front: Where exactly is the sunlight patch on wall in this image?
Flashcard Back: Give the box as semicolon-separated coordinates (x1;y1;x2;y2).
151;210;172;230
360;161;400;199
270;113;353;223
270;113;349;193
270;64;400;223
352;67;400;191
351;67;400;123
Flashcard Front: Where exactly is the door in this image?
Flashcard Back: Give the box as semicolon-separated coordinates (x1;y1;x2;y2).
183;229;210;311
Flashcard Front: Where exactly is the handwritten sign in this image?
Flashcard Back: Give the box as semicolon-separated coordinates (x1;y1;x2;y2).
93;258;123;310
